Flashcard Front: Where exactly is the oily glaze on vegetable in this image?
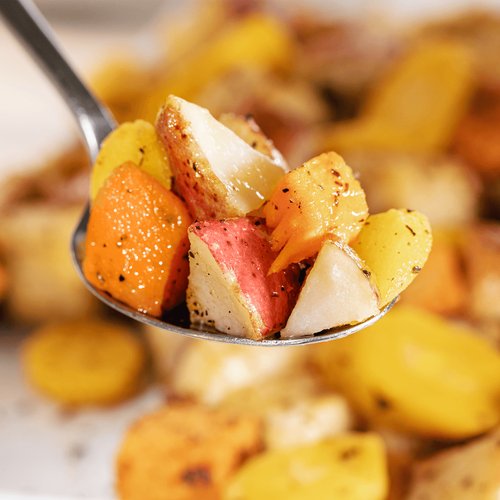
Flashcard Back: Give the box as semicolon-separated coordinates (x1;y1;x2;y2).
84;162;192;316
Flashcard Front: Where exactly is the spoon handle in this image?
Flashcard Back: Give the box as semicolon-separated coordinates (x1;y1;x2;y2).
0;0;116;162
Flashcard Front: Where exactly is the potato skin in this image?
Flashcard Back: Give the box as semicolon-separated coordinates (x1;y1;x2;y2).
156;96;228;220
314;306;500;440
116;404;263;500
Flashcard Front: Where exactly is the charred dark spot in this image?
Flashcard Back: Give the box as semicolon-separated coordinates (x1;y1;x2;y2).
220;219;226;222
139;148;145;154
335;354;351;368
412;266;421;273
406;209;414;213
251;141;257;148
331;169;341;177
362;269;371;278
375;395;391;410
254;220;261;226
182;467;212;486
192;163;197;172
406;225;416;236
281;286;285;291
245;113;254;120
67;443;86;461
461;476;474;489
194;309;199;315
195;226;201;230
103;243;107;248
289;199;294;203
318;184;324;190
282;188;289;193
189;251;195;259
340;447;360;461
119;275;125;282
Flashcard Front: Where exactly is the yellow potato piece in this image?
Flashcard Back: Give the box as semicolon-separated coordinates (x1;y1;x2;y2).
314;306;500;440
352;208;432;307
90;120;171;202
140;13;295;122
323;40;473;153
22;319;145;406
224;433;388;500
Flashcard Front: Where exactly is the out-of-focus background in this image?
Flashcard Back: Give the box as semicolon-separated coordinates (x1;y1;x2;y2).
2;0;500;499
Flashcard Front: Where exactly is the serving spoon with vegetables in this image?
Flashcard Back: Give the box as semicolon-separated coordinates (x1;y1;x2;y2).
0;0;398;345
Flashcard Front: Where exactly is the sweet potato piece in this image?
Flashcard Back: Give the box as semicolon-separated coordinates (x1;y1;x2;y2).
264;151;368;274
84;162;192;316
116;403;263;500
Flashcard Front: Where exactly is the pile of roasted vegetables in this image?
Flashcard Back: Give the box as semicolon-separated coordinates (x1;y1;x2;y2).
1;1;500;498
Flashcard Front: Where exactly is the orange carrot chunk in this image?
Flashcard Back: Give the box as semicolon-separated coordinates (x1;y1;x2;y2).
84;162;192;316
264;152;368;274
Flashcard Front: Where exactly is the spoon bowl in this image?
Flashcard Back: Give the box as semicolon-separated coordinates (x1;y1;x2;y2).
1;0;397;345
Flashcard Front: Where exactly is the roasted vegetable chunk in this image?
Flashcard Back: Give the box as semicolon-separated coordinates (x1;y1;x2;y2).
224;433;388;500
22;319;145;406
84;162;192;316
264;151;368;274
352;209;432;307
90;120;171;203
315;306;500;440
116;404;263;500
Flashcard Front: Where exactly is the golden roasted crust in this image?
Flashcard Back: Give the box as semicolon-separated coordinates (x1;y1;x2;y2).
156;96;232;220
116;403;264;500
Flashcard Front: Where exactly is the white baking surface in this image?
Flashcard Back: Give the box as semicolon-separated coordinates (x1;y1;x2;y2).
0;330;166;499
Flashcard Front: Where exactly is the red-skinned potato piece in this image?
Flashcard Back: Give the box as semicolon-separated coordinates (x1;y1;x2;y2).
84;162;192;316
155;96;287;221
187;218;301;341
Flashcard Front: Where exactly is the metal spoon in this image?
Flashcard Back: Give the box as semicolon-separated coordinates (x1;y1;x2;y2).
0;0;396;345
